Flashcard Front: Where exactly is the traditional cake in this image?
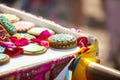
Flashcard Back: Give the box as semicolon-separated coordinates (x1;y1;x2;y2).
48;34;77;49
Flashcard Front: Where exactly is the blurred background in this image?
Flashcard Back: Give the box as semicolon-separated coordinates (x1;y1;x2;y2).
0;0;120;70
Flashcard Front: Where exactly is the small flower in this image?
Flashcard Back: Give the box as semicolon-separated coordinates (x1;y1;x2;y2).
40;40;49;48
30;30;51;48
37;30;52;40
10;36;29;46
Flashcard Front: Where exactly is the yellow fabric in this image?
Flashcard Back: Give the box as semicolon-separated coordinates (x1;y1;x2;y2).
72;41;98;80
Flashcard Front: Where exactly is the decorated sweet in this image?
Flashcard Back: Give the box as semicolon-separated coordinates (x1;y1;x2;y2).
0;13;20;23
0;46;5;53
0;16;16;34
13;33;35;40
0;24;10;42
0;53;10;64
27;27;55;36
48;34;77;49
13;21;35;32
22;43;47;55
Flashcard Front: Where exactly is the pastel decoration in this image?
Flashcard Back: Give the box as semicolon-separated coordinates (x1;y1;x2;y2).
0;53;10;64
27;27;55;36
0;46;5;52
22;43;46;55
48;34;77;49
0;53;7;60
13;33;35;40
0;41;15;48
0;13;20;23
31;38;49;48
30;30;51;48
23;43;44;52
38;30;52;40
13;21;35;32
50;34;74;42
0;16;16;34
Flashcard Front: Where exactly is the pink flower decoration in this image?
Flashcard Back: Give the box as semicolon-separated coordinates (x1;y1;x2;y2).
40;40;49;48
0;41;15;48
10;36;29;46
31;38;49;48
10;36;18;43
37;30;52;40
30;30;51;48
30;38;40;43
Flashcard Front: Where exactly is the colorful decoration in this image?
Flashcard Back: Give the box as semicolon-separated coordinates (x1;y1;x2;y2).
4;47;23;57
0;56;74;80
0;13;20;23
13;33;35;40
50;34;74;42
77;36;89;48
13;21;35;32
37;30;52;40
0;16;16;34
22;43;46;55
0;41;15;48
27;27;55;36
10;36;29;46
72;40;98;80
31;39;49;48
30;30;51;48
0;53;7;60
0;46;5;52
